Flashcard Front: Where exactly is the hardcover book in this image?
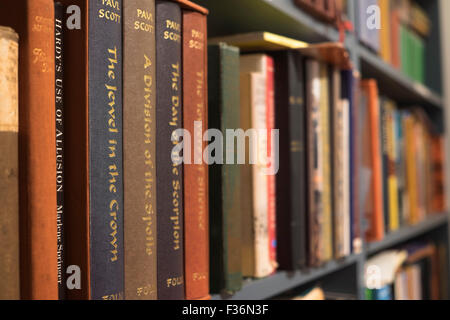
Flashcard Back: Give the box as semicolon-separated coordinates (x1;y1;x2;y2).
0;0;58;300
306;59;323;266
319;63;333;262
55;2;66;299
0;26;20;300
123;0;157;300
58;0;124;300
361;80;385;242
208;43;242;294
240;54;277;277
155;0;184;300
183;8;210;300
273;50;307;270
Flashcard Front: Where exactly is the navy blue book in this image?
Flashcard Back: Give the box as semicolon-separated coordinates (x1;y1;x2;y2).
88;0;124;300
155;0;185;300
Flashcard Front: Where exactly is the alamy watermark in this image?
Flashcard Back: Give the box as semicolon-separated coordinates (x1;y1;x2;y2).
171;122;280;176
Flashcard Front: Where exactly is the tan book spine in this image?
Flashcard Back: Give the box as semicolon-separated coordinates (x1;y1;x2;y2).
0;27;20;300
123;0;157;300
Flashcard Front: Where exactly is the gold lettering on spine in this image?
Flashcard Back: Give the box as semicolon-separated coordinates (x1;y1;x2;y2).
143;54;155;256
170;62;181;251
99;0;122;24
106;47;120;262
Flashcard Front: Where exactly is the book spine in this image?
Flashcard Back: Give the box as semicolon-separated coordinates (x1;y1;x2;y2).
123;0;157;300
155;0;184;300
331;67;345;259
265;57;277;273
220;45;242;291
54;2;66;300
20;0;58;300
251;72;271;278
208;44;242;294
182;10;209;300
306;59;322;267
363;80;385;242
380;99;390;233
0;27;20;300
320;63;333;262
88;0;124;300
386;103;400;231
240;72;255;278
274;51;307;270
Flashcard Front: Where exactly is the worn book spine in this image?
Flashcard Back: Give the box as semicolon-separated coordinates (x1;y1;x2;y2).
54;2;65;300
155;0;184;300
0;0;59;299
208;43;242;294
0;27;20;300
306;59;322;267
183;10;209;300
265;57;277;273
274;50;307;270
240;72;256;278
330;67;346;259
56;0;88;300
123;0;157;300
88;0;124;300
251;71;271;278
319;63;333;262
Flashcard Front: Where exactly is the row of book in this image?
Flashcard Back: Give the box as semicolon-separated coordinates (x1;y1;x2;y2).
358;0;430;84
206;30;446;295
360;80;446;242
0;0;213;300
365;242;447;300
0;0;446;301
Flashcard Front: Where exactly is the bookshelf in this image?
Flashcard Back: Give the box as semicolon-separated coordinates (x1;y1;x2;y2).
195;0;450;300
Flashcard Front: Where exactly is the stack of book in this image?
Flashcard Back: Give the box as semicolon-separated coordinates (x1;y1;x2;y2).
358;0;431;84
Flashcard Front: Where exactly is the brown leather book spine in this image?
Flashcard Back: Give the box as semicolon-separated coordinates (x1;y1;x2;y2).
123;0;157;300
58;0;89;300
0;0;58;299
0;27;20;300
182;10;210;300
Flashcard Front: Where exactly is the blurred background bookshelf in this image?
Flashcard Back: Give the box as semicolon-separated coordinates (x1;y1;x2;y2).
194;0;450;300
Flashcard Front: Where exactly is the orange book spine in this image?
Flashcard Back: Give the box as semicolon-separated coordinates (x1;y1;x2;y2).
362;80;385;242
183;10;210;300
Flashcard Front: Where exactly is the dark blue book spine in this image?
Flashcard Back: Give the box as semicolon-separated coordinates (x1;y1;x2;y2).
342;70;357;253
88;0;124;300
155;0;184;299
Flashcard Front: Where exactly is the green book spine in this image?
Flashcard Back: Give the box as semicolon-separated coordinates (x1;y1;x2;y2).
208;43;242;294
416;36;425;84
407;29;415;81
400;25;408;78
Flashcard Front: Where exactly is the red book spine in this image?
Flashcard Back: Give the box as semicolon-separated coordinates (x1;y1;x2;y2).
266;57;277;272
183;10;210;300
